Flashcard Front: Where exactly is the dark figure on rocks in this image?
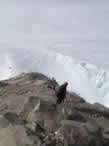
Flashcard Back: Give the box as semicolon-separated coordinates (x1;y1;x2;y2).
56;82;68;104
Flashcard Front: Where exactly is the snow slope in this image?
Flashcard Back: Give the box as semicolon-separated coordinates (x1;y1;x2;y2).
1;48;109;107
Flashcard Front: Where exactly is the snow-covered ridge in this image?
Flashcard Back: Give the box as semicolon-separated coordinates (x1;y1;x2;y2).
34;50;109;107
31;50;108;105
1;48;109;107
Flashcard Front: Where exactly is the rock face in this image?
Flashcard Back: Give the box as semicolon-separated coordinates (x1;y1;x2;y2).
0;72;108;146
56;120;103;146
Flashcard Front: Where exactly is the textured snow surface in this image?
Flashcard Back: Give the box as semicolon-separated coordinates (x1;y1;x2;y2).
2;48;109;107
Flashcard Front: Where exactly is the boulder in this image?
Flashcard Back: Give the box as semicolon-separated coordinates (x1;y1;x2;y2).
102;128;109;146
19;95;61;132
74;102;109;118
0;115;18;146
54;120;103;146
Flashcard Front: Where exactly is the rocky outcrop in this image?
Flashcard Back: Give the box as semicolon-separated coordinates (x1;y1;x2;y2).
0;72;108;146
74;102;109;118
55;120;103;146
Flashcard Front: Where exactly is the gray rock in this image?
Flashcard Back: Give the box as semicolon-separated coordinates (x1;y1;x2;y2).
4;112;25;125
0;72;108;146
56;120;103;146
0;115;9;128
74;102;109;118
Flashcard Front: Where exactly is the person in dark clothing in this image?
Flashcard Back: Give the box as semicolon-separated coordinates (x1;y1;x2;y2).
56;82;68;104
